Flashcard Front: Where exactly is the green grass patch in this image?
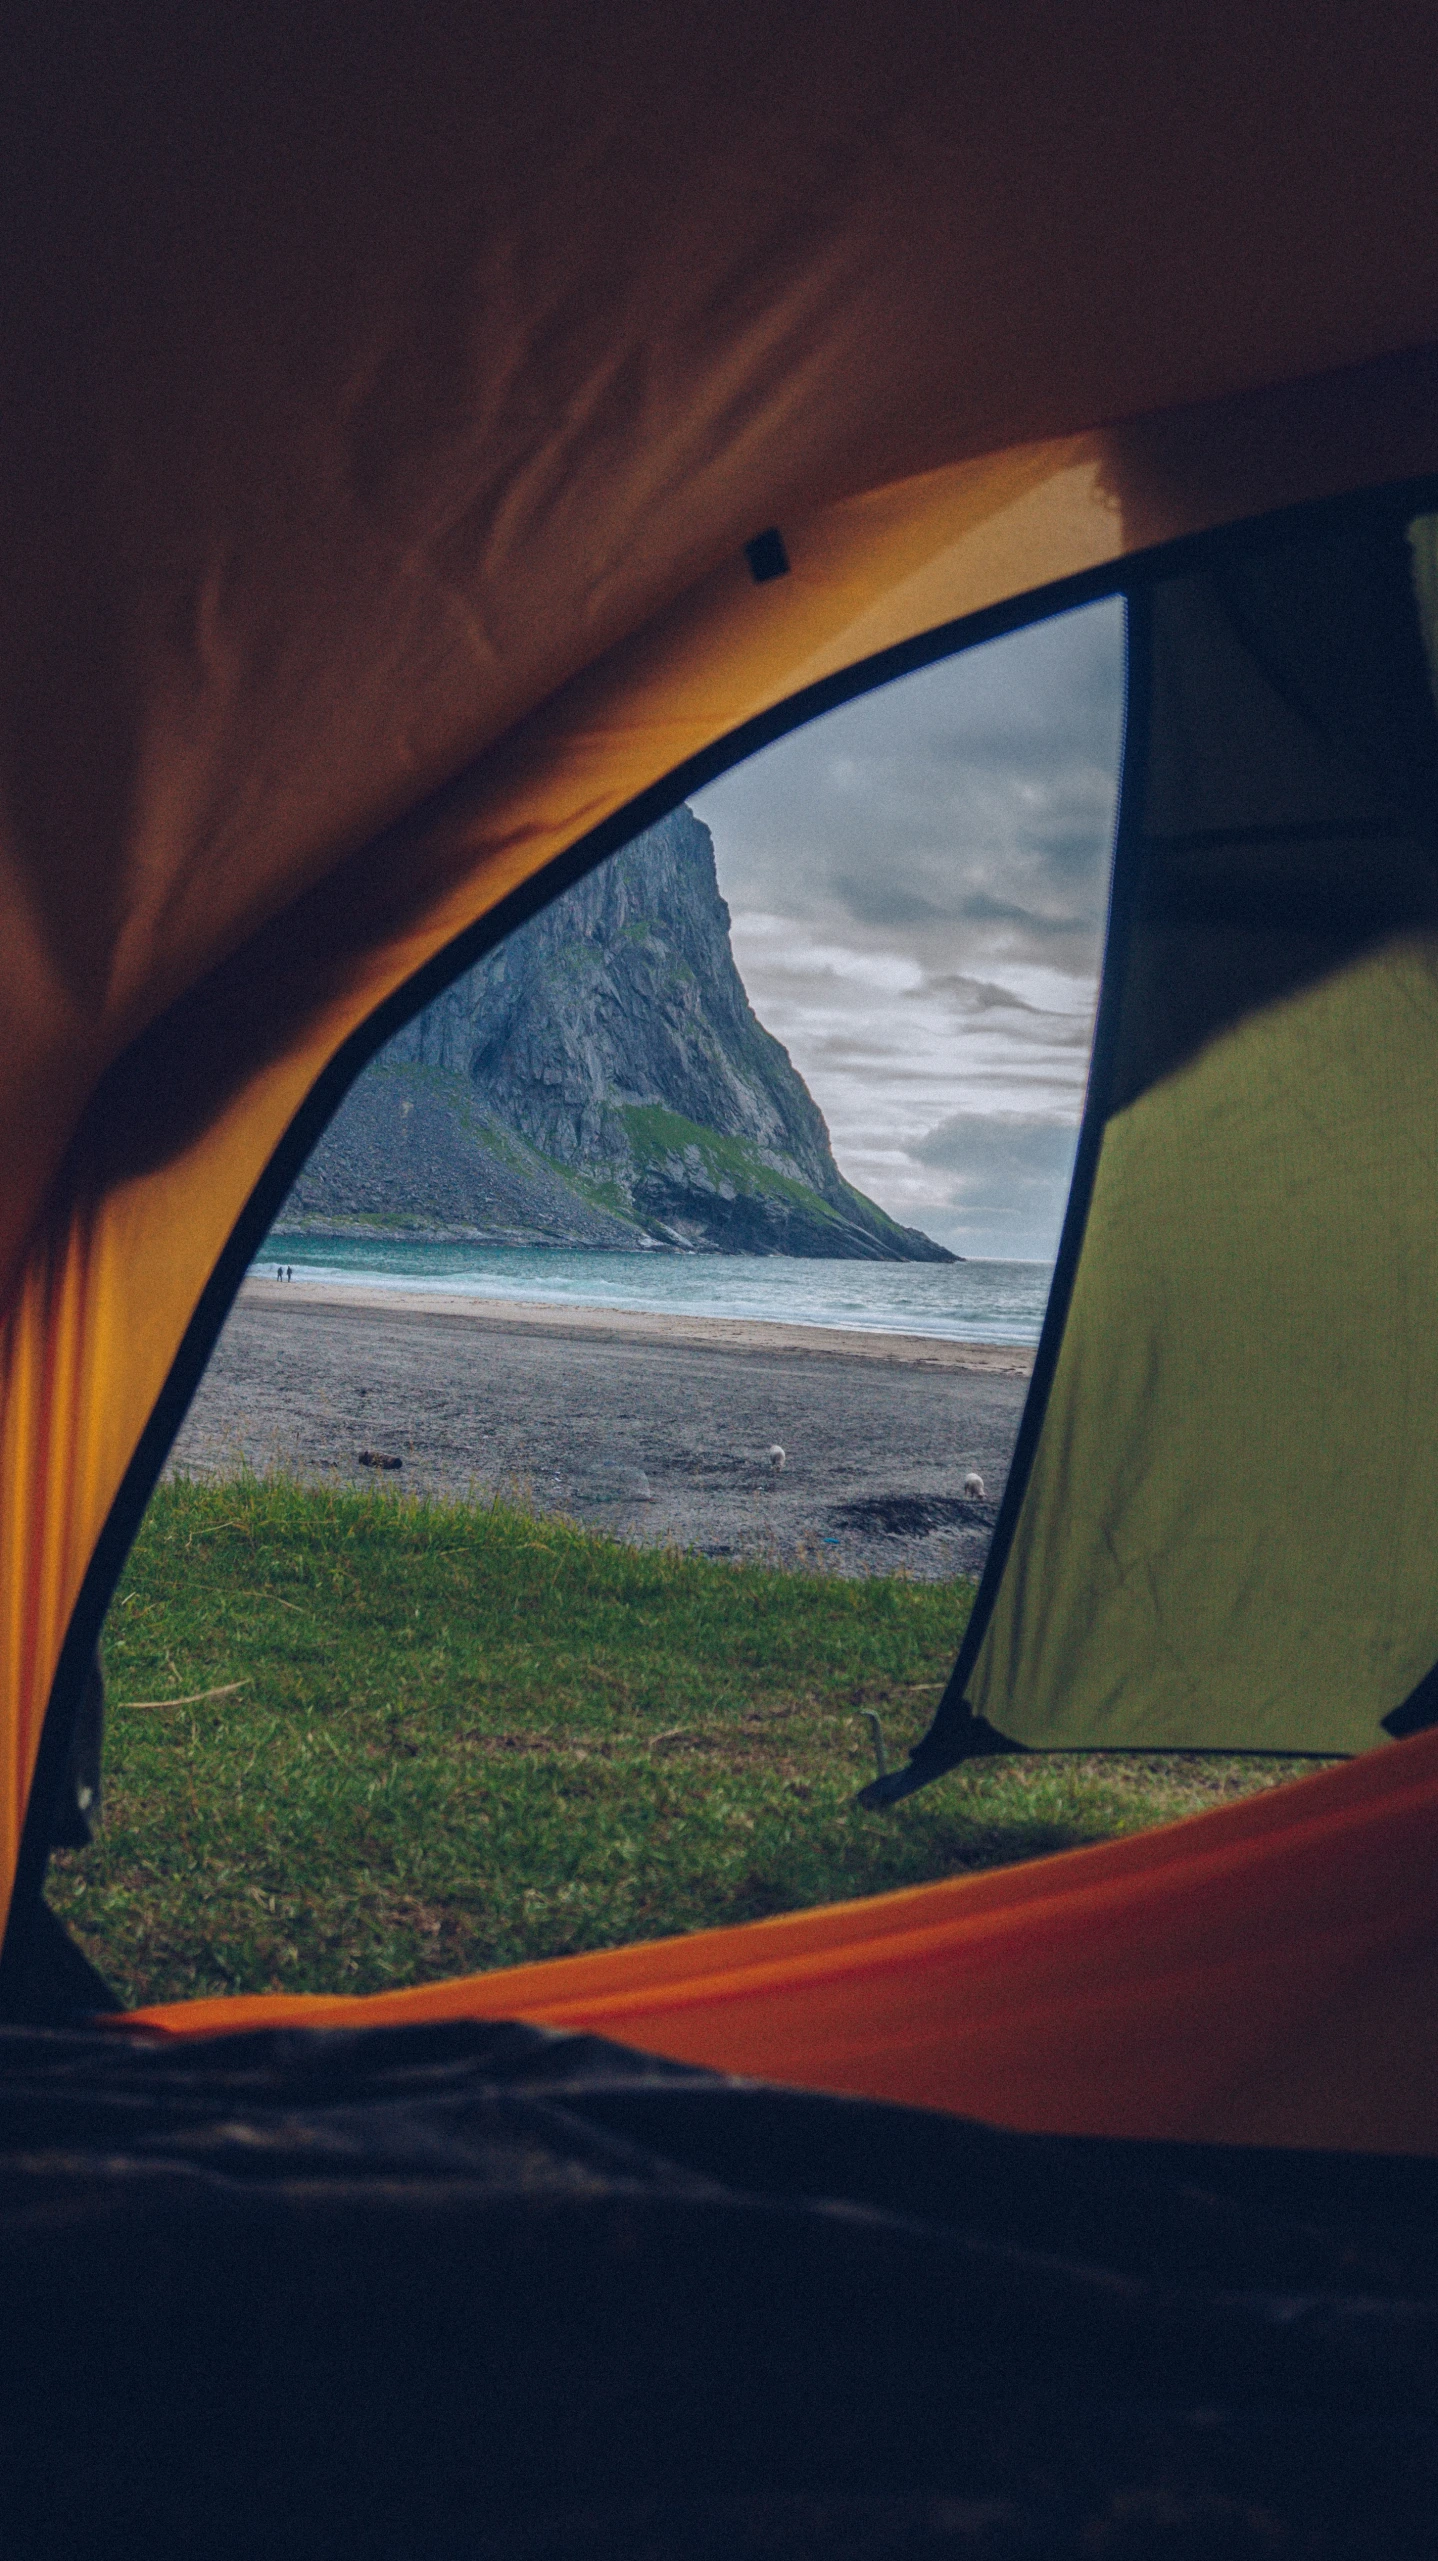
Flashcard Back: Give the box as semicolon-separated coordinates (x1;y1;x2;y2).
48;1478;1314;2010
622;1103;798;1192
619;1103;922;1247
622;1105;851;1218
566;1171;641;1220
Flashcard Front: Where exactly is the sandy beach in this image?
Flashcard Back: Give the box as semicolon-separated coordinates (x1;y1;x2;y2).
166;1278;1036;1580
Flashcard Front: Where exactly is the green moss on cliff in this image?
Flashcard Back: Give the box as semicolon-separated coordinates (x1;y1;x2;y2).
620;1105;923;1249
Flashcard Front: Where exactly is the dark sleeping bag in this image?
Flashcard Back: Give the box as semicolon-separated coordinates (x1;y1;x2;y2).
0;2016;1435;2559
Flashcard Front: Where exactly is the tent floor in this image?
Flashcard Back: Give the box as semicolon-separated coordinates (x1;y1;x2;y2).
0;2017;1434;2559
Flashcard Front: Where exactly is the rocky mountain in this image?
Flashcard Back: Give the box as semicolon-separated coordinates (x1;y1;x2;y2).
279;807;954;1260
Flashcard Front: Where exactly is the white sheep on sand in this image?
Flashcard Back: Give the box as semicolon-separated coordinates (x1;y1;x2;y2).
768;1445;786;1472
963;1469;986;1500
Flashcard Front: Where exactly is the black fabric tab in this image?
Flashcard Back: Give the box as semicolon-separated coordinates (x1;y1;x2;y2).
744;528;790;583
49;1651;105;1849
857;1701;1022;1806
1383;1657;1438;1738
0;1895;121;2021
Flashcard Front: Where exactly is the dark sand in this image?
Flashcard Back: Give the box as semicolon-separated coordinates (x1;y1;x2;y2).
166;1280;1036;1581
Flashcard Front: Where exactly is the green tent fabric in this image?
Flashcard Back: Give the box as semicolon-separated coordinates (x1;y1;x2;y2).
878;493;1438;1789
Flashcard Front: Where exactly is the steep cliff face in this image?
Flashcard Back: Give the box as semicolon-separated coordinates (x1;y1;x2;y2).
282;808;953;1260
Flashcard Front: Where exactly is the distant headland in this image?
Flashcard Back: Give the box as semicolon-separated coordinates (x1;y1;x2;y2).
281;808;956;1262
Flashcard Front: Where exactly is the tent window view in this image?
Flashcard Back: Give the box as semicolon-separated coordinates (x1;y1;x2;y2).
26;491;1438;2044
11;23;1438;2552
47;603;1143;2011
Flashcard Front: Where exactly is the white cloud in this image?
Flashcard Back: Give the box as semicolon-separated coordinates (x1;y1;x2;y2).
693;596;1124;1259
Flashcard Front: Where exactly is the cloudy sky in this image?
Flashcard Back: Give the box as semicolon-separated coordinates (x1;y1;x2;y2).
692;596;1126;1261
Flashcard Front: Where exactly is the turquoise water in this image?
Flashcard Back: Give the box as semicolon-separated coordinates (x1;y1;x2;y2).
257;1234;1053;1345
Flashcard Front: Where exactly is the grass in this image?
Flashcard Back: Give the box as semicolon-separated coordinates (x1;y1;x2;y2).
48;1477;1315;2011
620;1103;926;1249
622;1104;859;1224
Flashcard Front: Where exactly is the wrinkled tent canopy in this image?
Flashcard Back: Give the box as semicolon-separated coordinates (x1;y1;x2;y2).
4;5;1438;2148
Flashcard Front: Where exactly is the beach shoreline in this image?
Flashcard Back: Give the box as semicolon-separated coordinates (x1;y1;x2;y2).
239;1277;1036;1375
171;1284;1035;1579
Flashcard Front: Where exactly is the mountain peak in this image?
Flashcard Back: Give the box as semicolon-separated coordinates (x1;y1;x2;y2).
283;808;955;1260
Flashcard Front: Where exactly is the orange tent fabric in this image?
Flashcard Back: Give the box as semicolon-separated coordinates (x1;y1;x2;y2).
122;1730;1438;2158
6;7;1438;2124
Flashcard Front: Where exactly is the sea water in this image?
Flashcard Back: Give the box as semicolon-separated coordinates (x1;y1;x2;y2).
256;1234;1052;1346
